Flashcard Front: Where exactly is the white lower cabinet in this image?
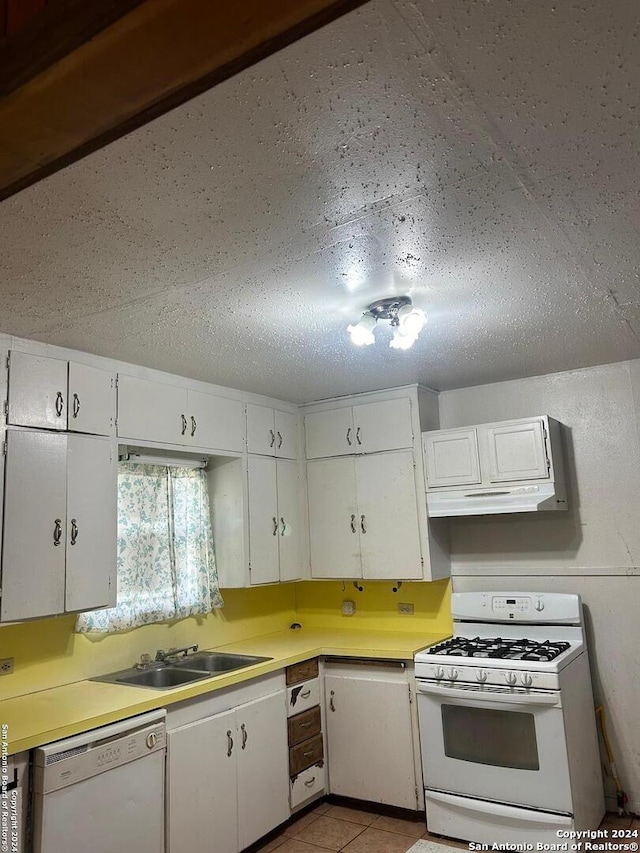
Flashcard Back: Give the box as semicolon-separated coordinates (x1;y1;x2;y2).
324;661;420;810
0;429;116;621
167;688;289;853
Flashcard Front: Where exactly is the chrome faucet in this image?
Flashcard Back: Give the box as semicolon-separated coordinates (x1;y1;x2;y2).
155;644;198;662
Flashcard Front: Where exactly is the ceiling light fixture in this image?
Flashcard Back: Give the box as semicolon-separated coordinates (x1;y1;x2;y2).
347;296;427;350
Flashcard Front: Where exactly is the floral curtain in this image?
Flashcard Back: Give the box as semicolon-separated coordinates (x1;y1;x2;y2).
76;463;223;633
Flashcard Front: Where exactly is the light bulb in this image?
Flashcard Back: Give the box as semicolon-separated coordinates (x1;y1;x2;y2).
347;312;376;346
389;327;417;350
397;304;427;338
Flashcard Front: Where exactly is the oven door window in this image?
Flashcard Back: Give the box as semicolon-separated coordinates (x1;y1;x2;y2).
442;704;539;770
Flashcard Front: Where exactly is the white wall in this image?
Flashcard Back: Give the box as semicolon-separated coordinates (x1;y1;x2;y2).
439;359;640;813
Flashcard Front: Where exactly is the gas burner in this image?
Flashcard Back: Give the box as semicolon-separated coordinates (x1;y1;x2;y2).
427;636;571;662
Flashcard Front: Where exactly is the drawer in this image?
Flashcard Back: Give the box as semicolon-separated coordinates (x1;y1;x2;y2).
288;706;321;747
290;761;326;810
287;677;320;717
289;733;324;777
286;658;319;686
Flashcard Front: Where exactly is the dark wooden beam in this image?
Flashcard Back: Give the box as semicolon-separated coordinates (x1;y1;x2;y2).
0;0;369;202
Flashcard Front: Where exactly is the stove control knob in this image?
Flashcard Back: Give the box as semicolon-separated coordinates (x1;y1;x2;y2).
476;670;488;683
535;598;544;612
506;672;517;686
434;667;445;680
521;673;533;687
447;668;459;681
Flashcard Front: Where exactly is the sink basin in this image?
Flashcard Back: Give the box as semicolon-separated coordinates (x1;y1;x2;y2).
93;666;211;690
92;653;272;690
174;652;272;674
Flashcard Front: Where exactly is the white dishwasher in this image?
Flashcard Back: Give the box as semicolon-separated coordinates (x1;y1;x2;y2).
32;709;166;853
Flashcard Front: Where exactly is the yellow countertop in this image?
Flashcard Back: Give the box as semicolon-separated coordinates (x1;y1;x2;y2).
1;627;449;755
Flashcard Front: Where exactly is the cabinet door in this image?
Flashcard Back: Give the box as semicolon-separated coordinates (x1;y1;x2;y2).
247;456;280;585
237;691;289;849
7;351;68;430
354;398;414;454
486;420;549;482
356;451;423;579
246;403;276;455
274;410;299;459
167;709;238;853
68;362;115;436
307;457;361;579
276;459;302;582
116;375;187;444
1;430;67;621
65;435;117;612
423;428;481;488
188;390;244;452
304;408;355;459
325;671;417;809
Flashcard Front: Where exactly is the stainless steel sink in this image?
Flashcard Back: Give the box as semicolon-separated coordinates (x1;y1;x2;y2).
174;652;272;674
94;666;212;690
92;652;272;690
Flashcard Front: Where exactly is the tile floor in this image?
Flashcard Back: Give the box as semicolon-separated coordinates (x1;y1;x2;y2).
250;802;640;853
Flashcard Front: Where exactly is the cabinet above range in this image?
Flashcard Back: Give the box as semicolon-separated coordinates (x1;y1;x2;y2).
423;415;567;517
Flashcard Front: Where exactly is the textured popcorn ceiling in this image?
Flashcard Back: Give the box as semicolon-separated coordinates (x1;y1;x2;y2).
0;0;639;402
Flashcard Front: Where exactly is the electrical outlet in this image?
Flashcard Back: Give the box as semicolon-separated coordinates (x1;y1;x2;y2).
398;603;414;615
341;600;356;616
0;657;14;674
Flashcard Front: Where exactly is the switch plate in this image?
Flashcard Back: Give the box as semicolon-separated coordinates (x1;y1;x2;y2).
0;657;14;674
398;603;414;615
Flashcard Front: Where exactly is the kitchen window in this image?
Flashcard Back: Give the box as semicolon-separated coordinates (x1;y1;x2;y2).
76;462;223;632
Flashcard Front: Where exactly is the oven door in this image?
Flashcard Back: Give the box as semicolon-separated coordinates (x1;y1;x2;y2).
416;679;573;813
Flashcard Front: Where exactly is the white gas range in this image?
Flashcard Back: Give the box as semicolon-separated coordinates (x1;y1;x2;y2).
415;592;605;846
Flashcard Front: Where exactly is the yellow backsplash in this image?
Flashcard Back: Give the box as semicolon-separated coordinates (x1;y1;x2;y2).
0;579;451;700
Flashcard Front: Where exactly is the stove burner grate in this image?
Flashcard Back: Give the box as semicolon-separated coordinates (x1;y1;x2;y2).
427;636;571;662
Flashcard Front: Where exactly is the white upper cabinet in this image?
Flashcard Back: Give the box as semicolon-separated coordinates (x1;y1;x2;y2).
1;429;116;622
304;398;414;459
424;427;481;488
7;351;114;435
307;451;423;580
486;420;549;482
117;375;243;452
247;456;302;585
246;404;299;459
423;416;566;516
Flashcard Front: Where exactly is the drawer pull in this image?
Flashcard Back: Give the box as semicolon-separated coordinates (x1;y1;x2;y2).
300;689;311;699
299;722;311;728
304;777;316;787
302;750;314;757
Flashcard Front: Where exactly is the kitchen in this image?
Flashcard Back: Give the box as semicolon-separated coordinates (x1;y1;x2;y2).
1;0;639;851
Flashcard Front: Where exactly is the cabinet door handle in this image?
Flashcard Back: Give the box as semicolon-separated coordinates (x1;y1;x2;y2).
227;730;234;757
272;516;278;536
55;391;64;418
356;426;362;445
269;429;276;448
277;431;283;449
304;777;316;787
280;517;286;536
181;414;187;435
72;393;80;419
53;519;62;546
346;427;352;446
350;514;356;534
329;690;336;712
190;415;197;437
70;518;78;546
241;723;248;750
360;514;367;534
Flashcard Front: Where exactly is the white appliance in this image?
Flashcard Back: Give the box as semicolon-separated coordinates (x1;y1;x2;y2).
415;592;604;845
32;709;166;853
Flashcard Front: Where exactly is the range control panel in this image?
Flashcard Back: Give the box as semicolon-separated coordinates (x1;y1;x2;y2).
491;596;532;614
451;591;582;624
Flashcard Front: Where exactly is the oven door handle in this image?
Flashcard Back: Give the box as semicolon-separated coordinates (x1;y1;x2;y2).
416;682;561;707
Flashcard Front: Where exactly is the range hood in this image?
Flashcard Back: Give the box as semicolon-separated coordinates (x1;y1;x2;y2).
426;481;568;517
